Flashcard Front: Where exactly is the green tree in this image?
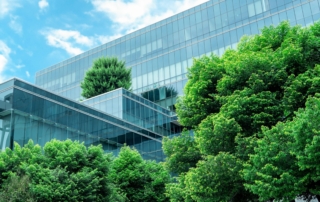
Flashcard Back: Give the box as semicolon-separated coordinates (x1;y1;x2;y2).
166;21;320;201
0;174;36;202
185;153;247;202
162;131;201;175
109;146;170;202
175;55;224;128
81;57;131;99
0;139;113;202
243;96;320;201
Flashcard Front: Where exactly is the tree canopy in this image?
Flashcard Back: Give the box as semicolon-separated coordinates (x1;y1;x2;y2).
0;139;112;202
109;146;170;202
164;21;320;201
81;57;131;99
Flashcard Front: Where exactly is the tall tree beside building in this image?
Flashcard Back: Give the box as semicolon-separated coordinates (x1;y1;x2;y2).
164;21;320;201
81;57;131;99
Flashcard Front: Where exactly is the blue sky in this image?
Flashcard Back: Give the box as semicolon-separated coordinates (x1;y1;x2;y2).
0;0;208;83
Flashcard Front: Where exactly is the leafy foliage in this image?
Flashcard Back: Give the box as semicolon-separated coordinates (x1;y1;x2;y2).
166;21;320;201
0;174;36;202
162;131;201;174
244;96;320;201
81;57;131;99
185;153;246;202
0;139;112;202
109;146;170;202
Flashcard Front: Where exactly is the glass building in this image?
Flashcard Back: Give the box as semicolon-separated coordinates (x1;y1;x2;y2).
0;78;173;161
2;0;320;160
35;0;320;110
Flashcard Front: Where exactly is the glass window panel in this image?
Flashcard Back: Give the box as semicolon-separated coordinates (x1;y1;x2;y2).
228;10;235;25
164;66;170;80
183;15;190;27
195;11;202;23
226;0;234;11
167;23;173;35
310;1;320;15
147;72;153;85
302;3;311;17
161;25;167;36
294;6;303;20
201;8;208;21
279;11;287;24
190;25;197;38
147;43;151;53
173;32;179;45
221;13;228;27
170;65;176;77
220;1;227;14
213;4;220;16
204;38;211;53
173;20;179;33
178;18;184;30
272;14;280;26
196;23;203;37
255;1;263;14
264;16;272;27
241;5;249;19
142;74;148;87
157;39;162;49
179;30;185;43
189;13;196;25
153;69;159;83
152;41;157;51
209;20;215;32
207;7;214;19
192;43;199;57
137;75;142;88
176;62;182;76
248;3;255;17
185;28;191;41
215;16;222;29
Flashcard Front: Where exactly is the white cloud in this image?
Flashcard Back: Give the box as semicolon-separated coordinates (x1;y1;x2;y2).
16;64;24;69
96;34;123;44
0;0;20;18
0;41;11;82
90;0;208;34
40;29;95;56
26;71;30;77
38;0;49;10
9;15;22;34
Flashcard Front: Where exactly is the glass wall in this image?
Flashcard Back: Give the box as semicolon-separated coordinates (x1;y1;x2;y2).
35;0;318;110
82;88;182;137
0;79;165;161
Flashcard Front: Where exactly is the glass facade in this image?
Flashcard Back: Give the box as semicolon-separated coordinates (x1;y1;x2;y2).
35;0;319;111
82;88;181;137
0;78;168;161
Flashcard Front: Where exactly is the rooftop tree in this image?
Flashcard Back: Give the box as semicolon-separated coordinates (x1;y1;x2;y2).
81;57;131;99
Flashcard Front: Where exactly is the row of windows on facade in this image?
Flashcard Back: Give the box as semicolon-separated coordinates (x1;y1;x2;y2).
6;112;165;161
7;86;172;139
36;0;317;96
83;89;172;116
86;99;176;136
36;0;313;85
35;0;267;76
35;0;268;87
